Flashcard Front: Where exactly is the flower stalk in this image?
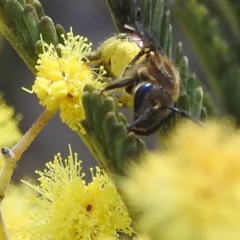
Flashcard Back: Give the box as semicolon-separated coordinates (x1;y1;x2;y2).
0;109;55;200
12;109;55;161
0;149;15;240
0;212;8;240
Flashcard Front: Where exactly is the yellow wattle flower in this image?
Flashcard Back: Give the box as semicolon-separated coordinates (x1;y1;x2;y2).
23;147;134;239
0;94;22;147
93;35;140;108
0;94;22;168
33;29;106;130
1;183;37;240
96;35;140;77
121;120;240;240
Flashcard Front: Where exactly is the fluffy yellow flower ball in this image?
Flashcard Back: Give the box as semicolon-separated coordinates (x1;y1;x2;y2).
23;147;134;239
0;94;22;168
122;120;240;240
33;30;106;130
93;35;140;107
0;94;21;147
96;35;140;78
2;184;37;240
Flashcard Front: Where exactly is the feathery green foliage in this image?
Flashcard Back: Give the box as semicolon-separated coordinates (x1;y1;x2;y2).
171;0;240;122
81;85;146;176
0;0;65;73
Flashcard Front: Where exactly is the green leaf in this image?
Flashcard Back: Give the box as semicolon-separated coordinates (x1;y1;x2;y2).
81;85;147;176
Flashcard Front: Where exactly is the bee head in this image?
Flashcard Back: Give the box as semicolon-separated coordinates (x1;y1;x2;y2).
128;83;175;134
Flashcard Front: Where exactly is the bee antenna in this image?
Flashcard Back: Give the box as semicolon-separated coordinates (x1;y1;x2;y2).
162;107;205;126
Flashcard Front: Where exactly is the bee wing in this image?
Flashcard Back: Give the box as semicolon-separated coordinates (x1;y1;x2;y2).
124;21;165;54
134;21;165;54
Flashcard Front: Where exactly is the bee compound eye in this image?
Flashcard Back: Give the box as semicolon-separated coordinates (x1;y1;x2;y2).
134;83;153;110
136;83;153;95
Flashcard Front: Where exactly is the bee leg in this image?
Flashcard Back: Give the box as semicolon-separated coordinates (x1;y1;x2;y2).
126;110;163;136
124;44;159;75
101;78;135;93
162;107;205;126
127;114;147;130
123;45;154;76
127;108;174;136
127;106;205;136
127;125;160;136
127;120;167;136
128;127;160;136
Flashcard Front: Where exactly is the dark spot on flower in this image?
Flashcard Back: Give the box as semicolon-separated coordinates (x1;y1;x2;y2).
67;93;73;98
86;204;92;211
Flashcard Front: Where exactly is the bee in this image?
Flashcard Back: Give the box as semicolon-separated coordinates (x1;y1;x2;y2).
102;22;203;136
